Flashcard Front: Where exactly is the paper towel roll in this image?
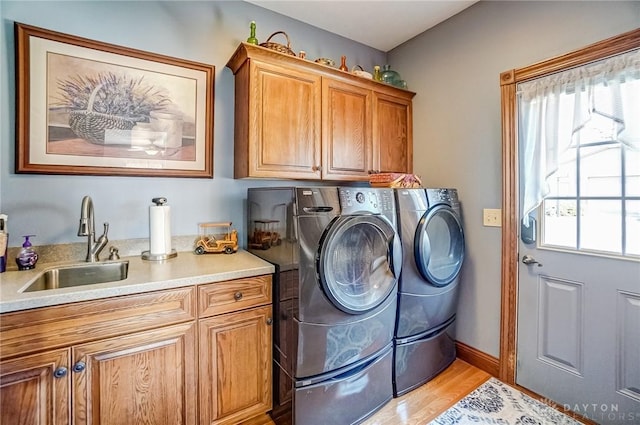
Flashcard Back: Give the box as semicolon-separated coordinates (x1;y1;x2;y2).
149;205;172;255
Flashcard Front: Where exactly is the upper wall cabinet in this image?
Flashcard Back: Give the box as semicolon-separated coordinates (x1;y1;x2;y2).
226;43;415;181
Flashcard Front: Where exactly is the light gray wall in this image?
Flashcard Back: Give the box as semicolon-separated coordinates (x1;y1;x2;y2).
0;0;385;248
389;1;639;357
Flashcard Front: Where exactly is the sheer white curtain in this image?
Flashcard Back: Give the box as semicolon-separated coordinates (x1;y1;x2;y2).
517;48;640;224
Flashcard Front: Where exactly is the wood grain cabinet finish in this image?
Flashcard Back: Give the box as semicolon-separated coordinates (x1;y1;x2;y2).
198;275;272;318
233;58;322;180
72;322;197;425
197;275;273;425
322;78;372;180
227;43;415;181
373;92;413;175
0;275;273;425
0;288;197;425
0;349;71;425
199;305;272;425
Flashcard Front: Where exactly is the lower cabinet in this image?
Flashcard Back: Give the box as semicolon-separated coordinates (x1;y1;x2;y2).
1;323;197;425
199;305;272;425
0;275;272;425
72;323;197;425
0;348;70;425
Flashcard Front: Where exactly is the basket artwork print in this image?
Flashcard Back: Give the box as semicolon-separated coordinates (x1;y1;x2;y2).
15;23;215;178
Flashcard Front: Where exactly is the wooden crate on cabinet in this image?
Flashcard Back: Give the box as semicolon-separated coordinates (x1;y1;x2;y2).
227;42;415;181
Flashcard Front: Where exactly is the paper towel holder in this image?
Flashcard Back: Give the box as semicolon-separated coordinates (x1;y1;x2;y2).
142;196;178;261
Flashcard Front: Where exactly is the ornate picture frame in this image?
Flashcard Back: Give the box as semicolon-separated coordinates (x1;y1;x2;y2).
15;23;215;178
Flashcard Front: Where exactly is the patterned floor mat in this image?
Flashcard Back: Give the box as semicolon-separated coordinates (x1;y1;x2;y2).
429;378;582;425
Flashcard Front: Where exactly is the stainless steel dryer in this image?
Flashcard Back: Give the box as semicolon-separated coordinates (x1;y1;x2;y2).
392;188;465;397
247;186;403;425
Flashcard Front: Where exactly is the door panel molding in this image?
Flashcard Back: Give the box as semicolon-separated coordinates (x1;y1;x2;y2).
537;277;584;375
499;28;640;383
617;291;640;402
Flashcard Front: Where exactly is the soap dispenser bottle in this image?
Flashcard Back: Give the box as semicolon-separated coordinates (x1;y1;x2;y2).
16;235;38;270
0;214;7;273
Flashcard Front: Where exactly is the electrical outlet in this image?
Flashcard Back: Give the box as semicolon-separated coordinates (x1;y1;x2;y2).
483;208;502;227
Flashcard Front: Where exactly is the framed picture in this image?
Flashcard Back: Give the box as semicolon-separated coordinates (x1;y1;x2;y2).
15;22;215;178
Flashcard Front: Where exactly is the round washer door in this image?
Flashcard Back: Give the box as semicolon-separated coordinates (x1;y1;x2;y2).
317;215;402;314
415;205;465;287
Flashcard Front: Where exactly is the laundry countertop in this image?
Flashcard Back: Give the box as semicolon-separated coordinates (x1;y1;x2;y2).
0;249;274;314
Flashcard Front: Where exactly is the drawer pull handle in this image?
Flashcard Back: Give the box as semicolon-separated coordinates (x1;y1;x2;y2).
72;361;86;373
53;366;68;378
234;291;243;301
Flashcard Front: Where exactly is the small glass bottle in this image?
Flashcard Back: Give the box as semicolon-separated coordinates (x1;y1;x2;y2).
247;21;258;45
16;235;38;271
373;65;382;81
339;55;348;71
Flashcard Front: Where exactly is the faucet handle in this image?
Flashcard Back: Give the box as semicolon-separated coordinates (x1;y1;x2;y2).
109;246;120;260
102;222;109;237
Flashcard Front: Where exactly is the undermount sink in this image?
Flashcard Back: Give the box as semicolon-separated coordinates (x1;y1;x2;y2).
21;261;129;292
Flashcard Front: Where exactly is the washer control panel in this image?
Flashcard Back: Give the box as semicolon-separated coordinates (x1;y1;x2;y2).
426;188;458;206
339;188;395;215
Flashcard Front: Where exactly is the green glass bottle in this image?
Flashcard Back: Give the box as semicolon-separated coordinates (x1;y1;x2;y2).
381;64;401;85
247;21;258;45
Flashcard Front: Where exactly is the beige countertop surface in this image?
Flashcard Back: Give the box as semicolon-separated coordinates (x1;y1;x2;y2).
0;249;275;314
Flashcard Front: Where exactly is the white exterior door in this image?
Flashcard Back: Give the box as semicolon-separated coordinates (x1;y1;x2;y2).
516;127;640;423
517;244;639;423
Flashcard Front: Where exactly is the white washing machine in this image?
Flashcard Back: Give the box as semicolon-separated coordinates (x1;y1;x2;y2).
392;188;465;397
248;186;403;425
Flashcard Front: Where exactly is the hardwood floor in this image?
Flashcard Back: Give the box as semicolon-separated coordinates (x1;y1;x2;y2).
362;359;491;425
251;358;597;425
251;359;490;425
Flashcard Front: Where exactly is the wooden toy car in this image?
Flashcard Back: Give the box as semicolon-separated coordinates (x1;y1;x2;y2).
194;222;238;255
249;219;282;250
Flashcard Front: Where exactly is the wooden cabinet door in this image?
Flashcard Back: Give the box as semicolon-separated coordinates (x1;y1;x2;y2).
71;322;197;425
245;60;322;179
199;305;272;425
322;78;373;180
373;92;413;174
0;349;71;425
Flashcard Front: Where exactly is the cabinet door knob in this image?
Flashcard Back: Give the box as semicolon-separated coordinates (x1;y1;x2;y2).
53;366;68;378
312;165;322;172
234;291;243;301
72;361;86;373
266;317;273;325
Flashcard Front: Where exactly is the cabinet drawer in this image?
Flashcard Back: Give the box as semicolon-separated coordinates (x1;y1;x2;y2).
198;275;272;317
0;287;196;360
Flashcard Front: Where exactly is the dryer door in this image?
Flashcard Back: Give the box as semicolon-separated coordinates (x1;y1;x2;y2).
415;205;465;287
317;215;402;314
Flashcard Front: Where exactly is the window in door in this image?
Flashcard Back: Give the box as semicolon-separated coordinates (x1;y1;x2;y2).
541;99;640;259
517;49;640;261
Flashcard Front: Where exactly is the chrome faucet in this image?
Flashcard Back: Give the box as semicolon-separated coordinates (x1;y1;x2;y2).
78;196;109;262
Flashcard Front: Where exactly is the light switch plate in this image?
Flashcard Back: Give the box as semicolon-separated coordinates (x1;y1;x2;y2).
483;208;502;227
